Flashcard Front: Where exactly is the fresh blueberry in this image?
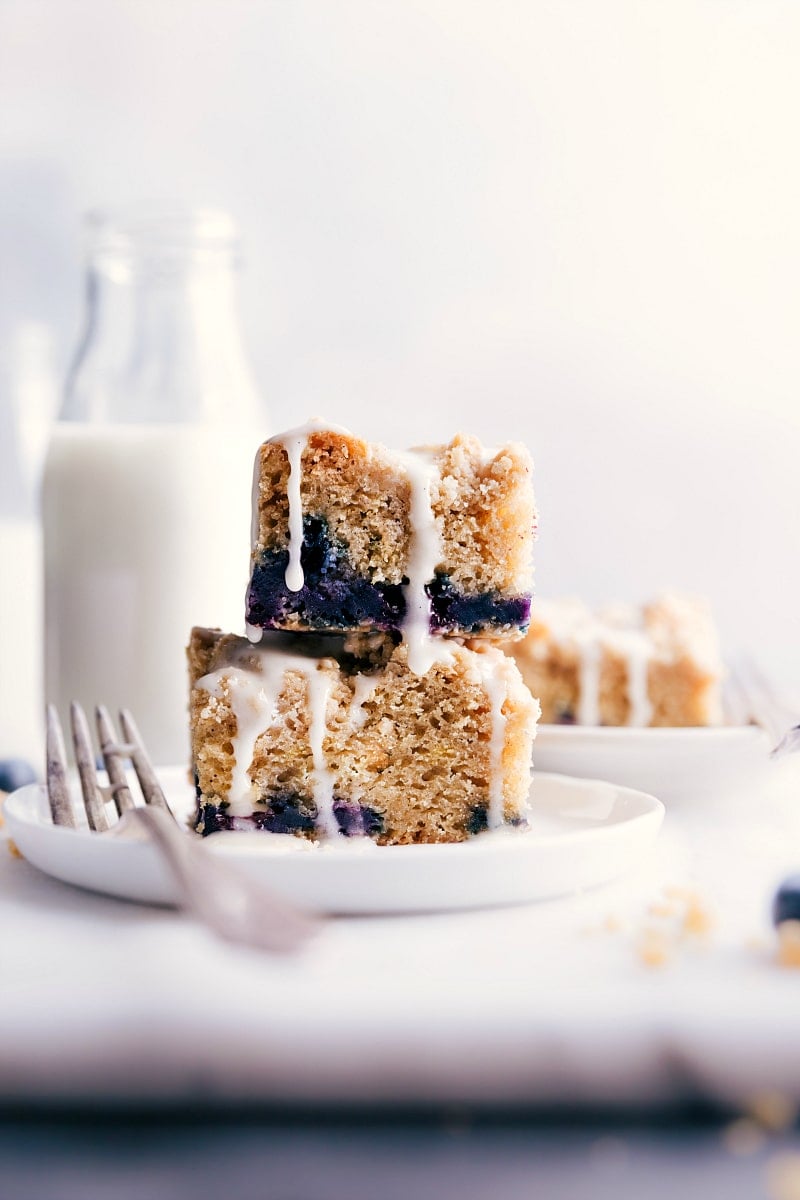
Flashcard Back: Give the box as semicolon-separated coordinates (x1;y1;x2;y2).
246;516;405;633
333;799;384;838
466;805;489;835
0;758;37;793
773;875;800;926
427;574;531;635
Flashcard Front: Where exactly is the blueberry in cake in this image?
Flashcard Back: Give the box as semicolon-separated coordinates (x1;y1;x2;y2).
245;419;536;656
188;626;538;845
509;594;723;727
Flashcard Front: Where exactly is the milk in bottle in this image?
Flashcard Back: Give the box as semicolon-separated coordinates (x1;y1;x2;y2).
43;208;268;764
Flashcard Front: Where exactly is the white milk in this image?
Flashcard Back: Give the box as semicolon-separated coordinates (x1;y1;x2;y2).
43;423;259;765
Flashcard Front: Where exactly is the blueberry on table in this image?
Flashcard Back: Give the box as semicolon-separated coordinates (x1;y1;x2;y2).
773;875;800;926
0;758;37;793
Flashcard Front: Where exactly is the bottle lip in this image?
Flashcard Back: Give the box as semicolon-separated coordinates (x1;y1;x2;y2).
84;203;240;271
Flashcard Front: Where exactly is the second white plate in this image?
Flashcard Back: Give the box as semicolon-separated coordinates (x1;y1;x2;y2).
534;723;770;803
4;768;663;915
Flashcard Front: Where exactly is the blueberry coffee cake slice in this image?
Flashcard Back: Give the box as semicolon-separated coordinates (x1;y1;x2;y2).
245;420;536;660
188;625;539;845
509;594;723;727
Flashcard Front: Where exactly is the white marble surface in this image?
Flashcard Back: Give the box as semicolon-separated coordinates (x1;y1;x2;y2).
2;759;800;1108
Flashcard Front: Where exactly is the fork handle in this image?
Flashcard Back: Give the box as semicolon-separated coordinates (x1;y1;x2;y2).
130;808;322;953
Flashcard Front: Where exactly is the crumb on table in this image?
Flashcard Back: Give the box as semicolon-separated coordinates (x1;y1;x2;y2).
636;928;672;969
635;886;714;969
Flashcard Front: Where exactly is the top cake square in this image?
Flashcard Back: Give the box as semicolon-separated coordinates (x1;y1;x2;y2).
245;420;536;651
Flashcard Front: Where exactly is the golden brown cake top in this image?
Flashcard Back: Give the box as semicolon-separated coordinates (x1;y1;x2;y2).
251;420;536;596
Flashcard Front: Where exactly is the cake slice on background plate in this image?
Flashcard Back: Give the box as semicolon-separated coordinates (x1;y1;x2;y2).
510;594;723;727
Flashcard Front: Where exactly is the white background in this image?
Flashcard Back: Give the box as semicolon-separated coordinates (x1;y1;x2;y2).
1;0;799;685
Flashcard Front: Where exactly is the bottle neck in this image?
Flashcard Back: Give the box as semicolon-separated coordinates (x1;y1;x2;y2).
63;250;262;426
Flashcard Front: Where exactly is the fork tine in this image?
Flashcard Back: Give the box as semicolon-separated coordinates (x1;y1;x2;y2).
70;701;110;833
45;705;76;828
119;708;173;817
771;725;800;760
734;656;794;744
95;705;135;814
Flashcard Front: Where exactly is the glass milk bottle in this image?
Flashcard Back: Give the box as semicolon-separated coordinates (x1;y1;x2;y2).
43;207;268;764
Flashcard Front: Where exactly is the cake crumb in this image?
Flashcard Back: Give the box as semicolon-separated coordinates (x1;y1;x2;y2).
636;927;671;969
682;892;714;938
634;886;714;968
7;839;22;859
777;922;800;969
766;1152;800;1200
722;1117;767;1157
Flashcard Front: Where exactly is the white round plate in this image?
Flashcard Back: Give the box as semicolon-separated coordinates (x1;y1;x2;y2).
4;768;663;914
534;724;771;803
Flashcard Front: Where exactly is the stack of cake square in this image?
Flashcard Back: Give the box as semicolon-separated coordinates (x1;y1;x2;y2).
189;419;540;844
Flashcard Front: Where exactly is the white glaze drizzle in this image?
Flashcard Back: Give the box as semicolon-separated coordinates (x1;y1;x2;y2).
261;418;352;596
577;637;601;726
219;672;271;805
616;632;653;727
468;649;509;829
536;599;654;727
197;662;276;810
305;668;339;838
577;634;652;727
197;643;341;836
348;672;382;729
284;432;306;592
395;449;454;676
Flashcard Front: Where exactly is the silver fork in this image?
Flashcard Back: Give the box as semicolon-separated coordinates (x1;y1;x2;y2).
46;702;322;952
726;658;800;759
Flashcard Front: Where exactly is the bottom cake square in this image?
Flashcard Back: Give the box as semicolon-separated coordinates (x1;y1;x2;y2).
188;627;539;845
